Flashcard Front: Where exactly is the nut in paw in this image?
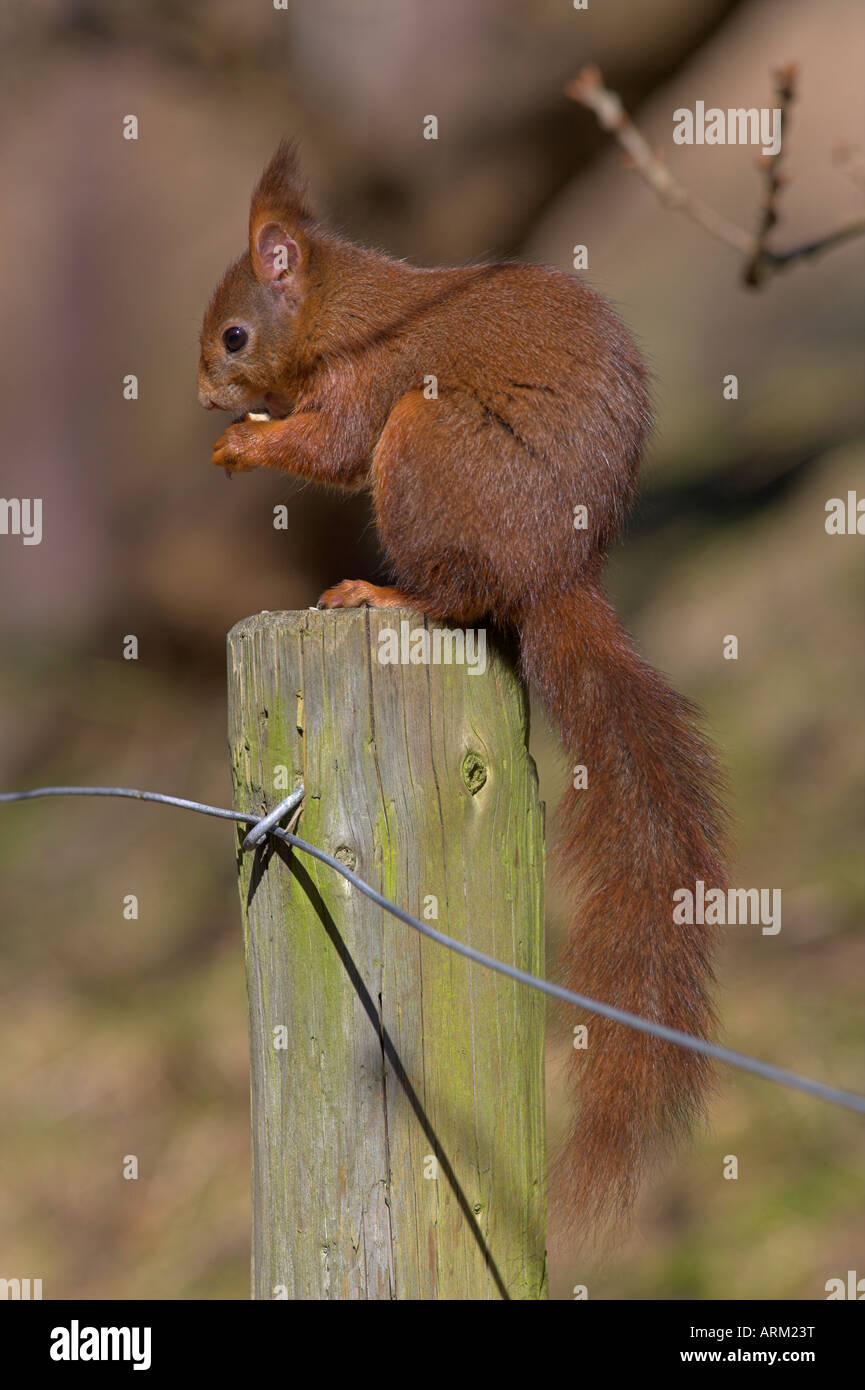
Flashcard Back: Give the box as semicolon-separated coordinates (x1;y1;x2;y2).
210;420;268;473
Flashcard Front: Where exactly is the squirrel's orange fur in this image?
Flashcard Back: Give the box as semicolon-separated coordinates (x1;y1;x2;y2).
199;143;728;1231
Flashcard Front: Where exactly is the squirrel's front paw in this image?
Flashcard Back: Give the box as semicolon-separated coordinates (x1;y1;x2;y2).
211;420;268;473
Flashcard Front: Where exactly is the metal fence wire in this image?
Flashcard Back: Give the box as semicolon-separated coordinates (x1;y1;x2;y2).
2;782;864;1116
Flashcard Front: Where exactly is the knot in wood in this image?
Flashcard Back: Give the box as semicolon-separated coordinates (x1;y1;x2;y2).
461;751;488;795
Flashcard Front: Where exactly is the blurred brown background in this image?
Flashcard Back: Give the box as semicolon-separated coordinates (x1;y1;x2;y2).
0;0;862;1300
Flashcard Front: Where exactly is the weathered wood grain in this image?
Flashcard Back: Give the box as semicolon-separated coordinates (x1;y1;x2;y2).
227;607;546;1300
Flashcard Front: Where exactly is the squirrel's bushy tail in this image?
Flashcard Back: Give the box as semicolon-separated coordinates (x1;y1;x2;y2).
519;581;728;1230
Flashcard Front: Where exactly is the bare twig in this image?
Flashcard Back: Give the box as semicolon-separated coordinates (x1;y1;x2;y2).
565;65;755;255
743;63;797;286
565;64;865;289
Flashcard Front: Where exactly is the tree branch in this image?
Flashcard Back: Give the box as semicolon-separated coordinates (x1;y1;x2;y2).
565;64;865;289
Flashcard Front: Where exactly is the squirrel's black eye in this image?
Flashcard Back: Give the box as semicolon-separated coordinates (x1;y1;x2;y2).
223;326;248;353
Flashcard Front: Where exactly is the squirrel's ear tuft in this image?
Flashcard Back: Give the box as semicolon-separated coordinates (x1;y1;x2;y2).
249;140;313;231
249;142;313;287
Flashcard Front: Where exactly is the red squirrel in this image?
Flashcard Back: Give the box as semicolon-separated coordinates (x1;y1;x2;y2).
198;142;728;1230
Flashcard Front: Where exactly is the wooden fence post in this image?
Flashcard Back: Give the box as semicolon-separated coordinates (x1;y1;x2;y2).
227;608;546;1300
